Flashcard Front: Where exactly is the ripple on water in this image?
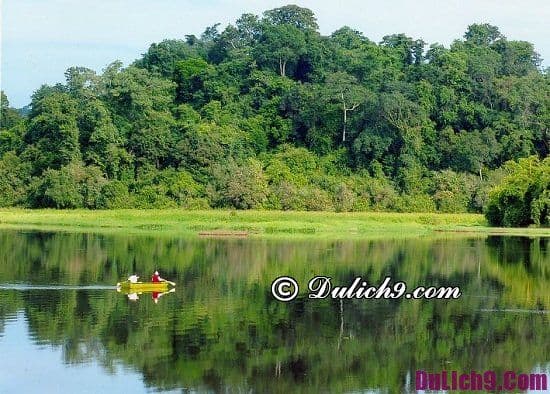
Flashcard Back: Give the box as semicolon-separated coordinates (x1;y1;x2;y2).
0;283;117;291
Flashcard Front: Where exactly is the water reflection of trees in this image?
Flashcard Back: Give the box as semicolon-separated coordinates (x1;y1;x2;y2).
0;231;548;392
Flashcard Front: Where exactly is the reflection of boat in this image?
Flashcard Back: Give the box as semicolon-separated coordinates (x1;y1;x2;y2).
116;281;175;293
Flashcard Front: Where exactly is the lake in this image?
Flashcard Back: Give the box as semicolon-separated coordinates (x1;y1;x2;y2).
0;230;548;393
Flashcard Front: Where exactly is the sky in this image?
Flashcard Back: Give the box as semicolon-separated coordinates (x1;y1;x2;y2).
1;0;549;108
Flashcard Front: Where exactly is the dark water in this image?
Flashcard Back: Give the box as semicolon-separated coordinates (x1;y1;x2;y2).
0;230;548;393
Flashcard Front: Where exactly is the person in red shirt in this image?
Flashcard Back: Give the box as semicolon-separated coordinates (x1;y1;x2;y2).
151;271;163;282
151;271;163;304
150;271;176;304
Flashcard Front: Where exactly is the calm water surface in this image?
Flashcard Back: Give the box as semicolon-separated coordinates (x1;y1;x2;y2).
0;230;548;393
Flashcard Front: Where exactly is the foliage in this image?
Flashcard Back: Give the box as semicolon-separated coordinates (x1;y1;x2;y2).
1;7;548;226
30;161;107;208
0;151;30;206
97;180;134;209
208;159;268;209
486;156;550;226
432;170;476;213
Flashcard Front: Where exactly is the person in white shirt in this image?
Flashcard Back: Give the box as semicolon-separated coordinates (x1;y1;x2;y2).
128;275;139;283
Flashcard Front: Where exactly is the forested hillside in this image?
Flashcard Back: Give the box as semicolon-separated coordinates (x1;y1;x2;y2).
0;5;548;224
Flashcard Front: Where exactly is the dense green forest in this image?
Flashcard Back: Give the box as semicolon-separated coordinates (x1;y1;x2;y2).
0;5;548;225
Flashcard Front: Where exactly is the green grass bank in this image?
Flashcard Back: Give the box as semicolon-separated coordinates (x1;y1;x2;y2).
0;209;548;239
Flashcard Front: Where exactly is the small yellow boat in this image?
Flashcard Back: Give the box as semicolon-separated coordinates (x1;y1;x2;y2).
116;281;174;293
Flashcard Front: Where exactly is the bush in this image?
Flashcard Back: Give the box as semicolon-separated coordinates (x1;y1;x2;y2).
163;168;204;206
470;167;506;212
208;159;268;209
175;122;254;181
269;181;302;210
366;178;400;211
81;165;108;208
130;166;205;208
531;189;550;226
266;182;335;211
41;167;84;208
263;146;318;187
264;158;296;185
182;197;210;210
300;187;334;211
432;170;475;213
135;186;177;208
396;194;437;213
485;156;549;227
333;183;357;212
30;162;108;209
487;186;531;226
97;181;134;209
0;151;30;207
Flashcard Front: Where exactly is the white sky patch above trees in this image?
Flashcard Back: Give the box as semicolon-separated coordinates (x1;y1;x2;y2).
2;0;549;107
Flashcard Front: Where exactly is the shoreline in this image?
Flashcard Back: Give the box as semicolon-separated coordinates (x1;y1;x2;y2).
0;209;548;239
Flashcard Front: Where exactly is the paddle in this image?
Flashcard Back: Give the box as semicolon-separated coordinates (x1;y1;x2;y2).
162;279;176;286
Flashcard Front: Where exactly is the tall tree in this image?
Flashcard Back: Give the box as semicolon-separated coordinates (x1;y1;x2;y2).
1;92;24;130
26;92;81;171
325;72;367;142
255;24;306;77
263;5;318;31
464;23;503;46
